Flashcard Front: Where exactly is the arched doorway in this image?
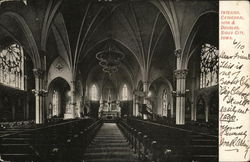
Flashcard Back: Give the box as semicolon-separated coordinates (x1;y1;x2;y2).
148;77;173;118
47;77;70;119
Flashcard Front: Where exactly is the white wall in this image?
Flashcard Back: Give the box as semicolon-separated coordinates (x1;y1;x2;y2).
47;56;72;89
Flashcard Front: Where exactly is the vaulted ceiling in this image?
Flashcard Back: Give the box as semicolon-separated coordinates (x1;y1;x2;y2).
58;0;176;86
0;0;219;90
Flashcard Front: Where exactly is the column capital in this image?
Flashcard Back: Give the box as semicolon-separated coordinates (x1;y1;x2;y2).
174;49;182;58
174;69;188;79
32;69;44;78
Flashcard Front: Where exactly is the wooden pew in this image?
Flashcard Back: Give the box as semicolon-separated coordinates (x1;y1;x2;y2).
0;118;102;162
119;118;218;162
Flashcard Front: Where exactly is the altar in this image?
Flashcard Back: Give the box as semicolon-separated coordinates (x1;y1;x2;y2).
99;100;121;121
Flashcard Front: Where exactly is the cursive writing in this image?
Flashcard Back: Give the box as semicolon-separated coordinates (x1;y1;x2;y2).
219;38;250;159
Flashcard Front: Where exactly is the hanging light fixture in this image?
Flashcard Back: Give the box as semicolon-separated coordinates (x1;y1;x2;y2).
96;40;124;76
95;4;124;76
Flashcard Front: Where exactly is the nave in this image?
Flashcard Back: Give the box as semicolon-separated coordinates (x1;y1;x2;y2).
0;0;219;161
83;123;135;162
0;118;217;162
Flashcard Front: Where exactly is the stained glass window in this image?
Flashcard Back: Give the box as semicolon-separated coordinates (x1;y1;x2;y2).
52;90;59;116
162;89;168;116
200;43;218;88
0;43;24;90
91;84;98;101
122;84;128;101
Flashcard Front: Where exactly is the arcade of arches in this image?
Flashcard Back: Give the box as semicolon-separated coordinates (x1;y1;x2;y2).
0;0;218;125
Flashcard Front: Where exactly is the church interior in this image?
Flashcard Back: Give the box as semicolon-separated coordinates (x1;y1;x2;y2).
0;0;219;161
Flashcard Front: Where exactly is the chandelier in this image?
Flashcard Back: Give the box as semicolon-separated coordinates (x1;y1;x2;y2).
96;40;124;76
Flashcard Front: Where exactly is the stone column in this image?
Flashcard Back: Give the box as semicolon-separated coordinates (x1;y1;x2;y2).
99;96;103;110
143;82;149;102
174;69;188;125
133;94;136;116
64;81;76;119
38;51;47;122
205;104;209;122
190;65;198;121
135;96;140;117
136;100;139;117
191;102;196;121
143;82;149;119
24;75;27;91
33;69;44;124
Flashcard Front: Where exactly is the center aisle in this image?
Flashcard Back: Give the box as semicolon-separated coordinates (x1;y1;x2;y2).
83;123;136;162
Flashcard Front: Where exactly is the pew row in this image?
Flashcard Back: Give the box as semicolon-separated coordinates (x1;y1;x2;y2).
0;118;103;162
117;118;218;162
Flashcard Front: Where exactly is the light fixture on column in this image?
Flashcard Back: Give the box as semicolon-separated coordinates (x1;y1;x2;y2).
172;89;190;97
31;89;48;97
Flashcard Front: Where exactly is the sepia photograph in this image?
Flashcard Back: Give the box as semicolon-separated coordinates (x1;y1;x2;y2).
0;0;224;161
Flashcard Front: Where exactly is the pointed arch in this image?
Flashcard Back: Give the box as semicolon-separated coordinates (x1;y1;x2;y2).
181;11;218;69
0;11;41;68
41;0;63;51
150;0;180;49
91;84;98;101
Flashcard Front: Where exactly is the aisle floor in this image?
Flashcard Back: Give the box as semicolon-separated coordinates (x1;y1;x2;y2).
83;123;137;162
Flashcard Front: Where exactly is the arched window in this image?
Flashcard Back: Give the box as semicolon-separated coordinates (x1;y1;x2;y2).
162;89;168;116
122;84;128;100
91;84;98;101
0;43;24;90
200;43;219;88
52;90;59;116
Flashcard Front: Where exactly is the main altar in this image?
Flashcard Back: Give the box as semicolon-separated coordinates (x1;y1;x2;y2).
98;90;121;120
